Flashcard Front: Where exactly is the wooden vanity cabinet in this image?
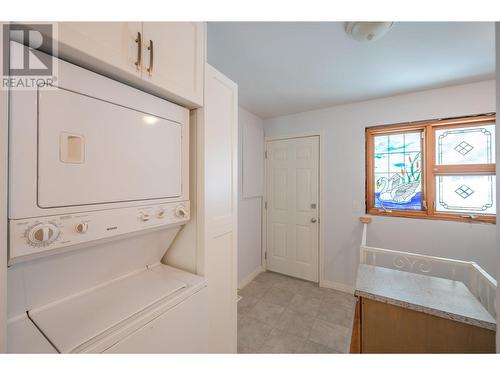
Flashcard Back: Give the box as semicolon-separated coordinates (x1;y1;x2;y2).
356;297;495;353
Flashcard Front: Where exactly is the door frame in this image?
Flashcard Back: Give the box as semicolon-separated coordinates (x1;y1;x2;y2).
262;131;325;285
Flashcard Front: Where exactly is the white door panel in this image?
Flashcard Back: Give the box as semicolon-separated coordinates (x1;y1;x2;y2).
266;136;319;282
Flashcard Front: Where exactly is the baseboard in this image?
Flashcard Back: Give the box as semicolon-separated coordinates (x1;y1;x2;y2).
238;265;264;290
319;280;355;295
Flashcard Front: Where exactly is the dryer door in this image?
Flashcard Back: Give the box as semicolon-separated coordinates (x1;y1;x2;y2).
37;87;182;208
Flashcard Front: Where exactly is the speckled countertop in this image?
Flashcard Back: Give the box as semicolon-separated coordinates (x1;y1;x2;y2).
355;264;496;331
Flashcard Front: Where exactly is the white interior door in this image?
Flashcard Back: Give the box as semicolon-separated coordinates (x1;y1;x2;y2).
266;136;319;282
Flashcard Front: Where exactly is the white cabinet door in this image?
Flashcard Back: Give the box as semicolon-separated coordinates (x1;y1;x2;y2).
142;22;204;106
197;64;238;353
58;22;142;77
266;136;319;282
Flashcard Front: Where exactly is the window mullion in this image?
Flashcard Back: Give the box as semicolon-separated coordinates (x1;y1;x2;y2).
425;125;436;217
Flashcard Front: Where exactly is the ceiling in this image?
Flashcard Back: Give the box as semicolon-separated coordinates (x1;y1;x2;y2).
207;22;495;119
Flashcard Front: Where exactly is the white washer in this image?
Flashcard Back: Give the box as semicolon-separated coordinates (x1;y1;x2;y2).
28;264;208;353
7;314;56;353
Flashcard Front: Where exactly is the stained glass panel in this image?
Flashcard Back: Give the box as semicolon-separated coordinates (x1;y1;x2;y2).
373;132;422;211
435;175;496;214
374;135;389;153
435;125;495;165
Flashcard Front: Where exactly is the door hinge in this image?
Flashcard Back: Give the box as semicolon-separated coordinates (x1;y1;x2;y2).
264;252;267;260
265;151;268;159
264;201;267;209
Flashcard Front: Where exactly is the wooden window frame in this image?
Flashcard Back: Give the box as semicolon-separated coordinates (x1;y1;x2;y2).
366;114;496;224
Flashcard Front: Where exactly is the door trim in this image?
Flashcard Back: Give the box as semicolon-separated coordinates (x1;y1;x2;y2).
262;131;325;285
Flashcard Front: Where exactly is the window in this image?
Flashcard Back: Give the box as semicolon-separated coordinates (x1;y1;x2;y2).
366;114;496;223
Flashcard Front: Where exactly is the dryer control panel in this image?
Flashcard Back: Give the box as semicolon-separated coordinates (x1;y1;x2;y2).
8;201;190;263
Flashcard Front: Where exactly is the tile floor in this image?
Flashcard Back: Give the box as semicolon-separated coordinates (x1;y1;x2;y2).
237;271;357;353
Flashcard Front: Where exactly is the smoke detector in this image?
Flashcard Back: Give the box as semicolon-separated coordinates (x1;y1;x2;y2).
345;22;394;42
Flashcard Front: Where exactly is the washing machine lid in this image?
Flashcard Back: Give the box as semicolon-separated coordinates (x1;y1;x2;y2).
29;264;188;353
7;314;57;353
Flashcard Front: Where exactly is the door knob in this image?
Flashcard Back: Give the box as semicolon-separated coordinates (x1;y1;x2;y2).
311;218;317;223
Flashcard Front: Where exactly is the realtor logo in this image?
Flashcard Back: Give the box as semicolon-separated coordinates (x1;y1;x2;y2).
1;23;57;90
3;23;53;76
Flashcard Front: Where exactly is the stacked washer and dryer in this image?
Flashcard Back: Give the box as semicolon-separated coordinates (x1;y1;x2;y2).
6;42;208;353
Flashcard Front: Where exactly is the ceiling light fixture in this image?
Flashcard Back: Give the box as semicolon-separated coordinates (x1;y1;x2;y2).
345;22;394;42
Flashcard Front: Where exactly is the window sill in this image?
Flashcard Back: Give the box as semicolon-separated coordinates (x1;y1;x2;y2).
366;208;496;224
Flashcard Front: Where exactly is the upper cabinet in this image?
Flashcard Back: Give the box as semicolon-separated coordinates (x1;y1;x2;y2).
57;22;205;108
57;23;143;78
142;23;204;106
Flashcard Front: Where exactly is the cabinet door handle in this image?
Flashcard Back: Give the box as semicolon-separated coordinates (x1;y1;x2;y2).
147;39;154;76
134;32;142;70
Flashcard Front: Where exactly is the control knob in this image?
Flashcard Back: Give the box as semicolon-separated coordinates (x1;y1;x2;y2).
26;222;60;247
75;222;89;234
175;205;187;218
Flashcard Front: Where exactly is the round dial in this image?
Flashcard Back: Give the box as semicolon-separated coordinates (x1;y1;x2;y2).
26;222;60;247
75;222;88;234
175;205;187;218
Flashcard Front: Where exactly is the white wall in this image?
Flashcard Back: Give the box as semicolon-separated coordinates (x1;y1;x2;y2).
265;80;497;291
238;107;265;287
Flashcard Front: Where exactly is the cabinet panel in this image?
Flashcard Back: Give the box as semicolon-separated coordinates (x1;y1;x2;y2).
361;297;495;353
198;64;238;353
58;22;142;77
349;298;361;353
142;22;204;106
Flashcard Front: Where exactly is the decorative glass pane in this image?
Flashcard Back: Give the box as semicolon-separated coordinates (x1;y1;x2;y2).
373;132;422;211
435;124;495;165
374;153;389;173
374;135;389;153
403;132;421;152
435;175;496;214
